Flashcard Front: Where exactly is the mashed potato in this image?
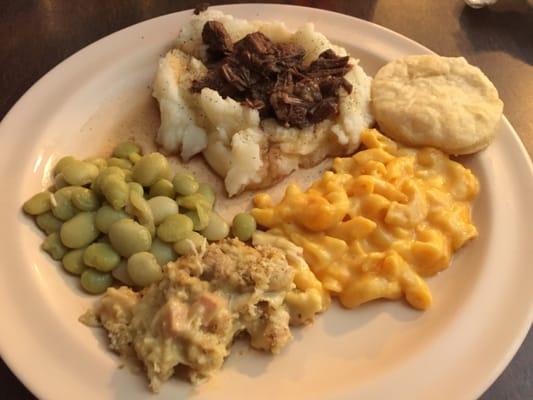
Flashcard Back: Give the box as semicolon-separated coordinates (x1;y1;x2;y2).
153;9;373;196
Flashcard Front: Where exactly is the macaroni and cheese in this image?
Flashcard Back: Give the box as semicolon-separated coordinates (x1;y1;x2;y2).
252;129;479;310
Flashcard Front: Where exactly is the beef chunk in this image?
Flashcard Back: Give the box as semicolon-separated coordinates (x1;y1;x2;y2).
202;21;233;60
191;21;353;127
308;99;339;124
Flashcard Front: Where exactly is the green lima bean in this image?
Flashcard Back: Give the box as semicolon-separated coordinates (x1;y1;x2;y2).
53;156;76;176
83;243;121;272
42;232;68;260
184;210;209;231
60;211;99;249
150;238;177;266
62;249;86;275
53;174;69;190
112;260;136;286
156;214;193;242
113;142;141;159
62;160;99;186
127;252;163;287
71;188;100;211
173;172;199;196
200;212;229;242
132;153;171;186
147;196;179;225
231;213;256;241
128;182;144;197
127;191;155;236
51;189;77;221
108;157;133;169
23;191;51;215
80;269;113;294
197;183;215;206
101;174;129;210
149;179;175;198
85;157;107;171
173;231;206;256
36;212;62;234
128;153;142;164
108;218;152;257
95;205;128;234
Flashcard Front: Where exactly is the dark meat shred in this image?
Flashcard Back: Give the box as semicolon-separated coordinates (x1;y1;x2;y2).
193;3;210;15
191;21;353;128
202;21;234;60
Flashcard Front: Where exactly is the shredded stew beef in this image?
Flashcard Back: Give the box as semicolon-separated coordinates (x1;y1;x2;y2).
191;21;353;128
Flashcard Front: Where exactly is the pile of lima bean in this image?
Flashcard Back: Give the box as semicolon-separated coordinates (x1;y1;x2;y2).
23;142;257;294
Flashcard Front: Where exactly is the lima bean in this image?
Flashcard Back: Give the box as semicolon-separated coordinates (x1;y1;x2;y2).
156;214;193;243
80;269;113;294
176;193;210;211
53;156;76;176
83;243;120;272
173;172;199;196
62;160;99;186
128;152;142;164
62;249;86;275
93;166;126;194
127;191;155;236
85;157;107;171
197;183;215;206
123;169;133;182
231;213;256;241
51;190;77;221
177;193;210;230
173;231;206;256
149;179;175;198
71;187;100;211
111;260;135;286
101;174;129;210
23;191;51;215
42;232;68;260
200;212;229;241
127;252;162;287
147;196;179;225
128;182;144;197
150;238;177;266
35;212;63;234
184;210;209;231
60;211;99;248
53;173;69;190
108;218;152;257
113;142;140;159
95;205;128;234
108;157;133;169
132;153;170;186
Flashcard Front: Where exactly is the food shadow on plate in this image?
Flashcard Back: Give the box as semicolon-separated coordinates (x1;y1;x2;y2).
220;335;274;379
319;300;422;338
457;1;533;65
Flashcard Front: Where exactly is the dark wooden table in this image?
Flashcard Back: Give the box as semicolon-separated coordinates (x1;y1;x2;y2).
1;1;531;399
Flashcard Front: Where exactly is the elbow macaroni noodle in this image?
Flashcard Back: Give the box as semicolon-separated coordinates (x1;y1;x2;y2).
252;129;479;310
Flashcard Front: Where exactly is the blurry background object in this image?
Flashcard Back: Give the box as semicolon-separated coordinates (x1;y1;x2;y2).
465;0;499;8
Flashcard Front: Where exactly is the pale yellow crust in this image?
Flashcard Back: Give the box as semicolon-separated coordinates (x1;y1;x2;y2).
371;55;503;155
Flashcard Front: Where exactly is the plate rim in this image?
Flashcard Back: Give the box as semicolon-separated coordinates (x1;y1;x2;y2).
0;4;531;400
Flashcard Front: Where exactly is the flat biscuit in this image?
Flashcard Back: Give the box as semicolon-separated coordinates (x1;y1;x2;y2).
371;55;503;155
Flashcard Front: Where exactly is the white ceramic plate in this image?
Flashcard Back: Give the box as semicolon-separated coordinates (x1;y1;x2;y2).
0;4;531;400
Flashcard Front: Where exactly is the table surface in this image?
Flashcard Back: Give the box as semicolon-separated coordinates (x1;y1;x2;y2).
0;0;531;399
